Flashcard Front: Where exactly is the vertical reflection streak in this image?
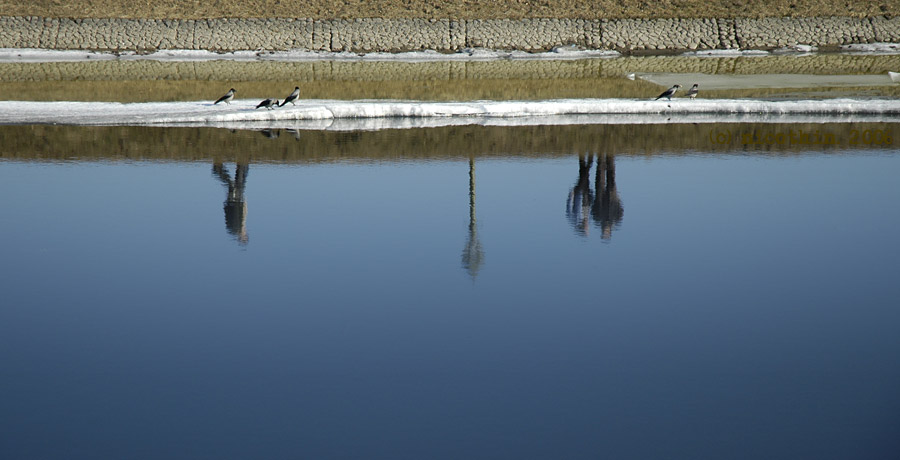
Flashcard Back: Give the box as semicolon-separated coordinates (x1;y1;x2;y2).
567;152;624;239
461;156;484;279
212;160;250;245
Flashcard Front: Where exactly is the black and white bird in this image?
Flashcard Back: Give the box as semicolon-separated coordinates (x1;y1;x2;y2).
280;86;300;106
686;83;699;99
214;88;236;105
256;98;280;110
655;84;681;101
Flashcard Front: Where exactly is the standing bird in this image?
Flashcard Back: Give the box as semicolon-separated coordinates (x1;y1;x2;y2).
280;86;300;106
686;83;699;99
655;84;681;101
214;88;236;105
256;98;280;110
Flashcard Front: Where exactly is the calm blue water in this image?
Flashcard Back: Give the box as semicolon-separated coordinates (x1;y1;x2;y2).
2;136;899;458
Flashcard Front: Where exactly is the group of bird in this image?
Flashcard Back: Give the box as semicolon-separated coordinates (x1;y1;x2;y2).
212;83;697;107
214;86;301;109
655;83;699;100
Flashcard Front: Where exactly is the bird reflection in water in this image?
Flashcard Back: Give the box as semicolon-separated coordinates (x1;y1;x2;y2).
461;156;484;279
259;128;302;141
260;129;280;139
212;160;250;245
285;129;301;141
566;153;624;239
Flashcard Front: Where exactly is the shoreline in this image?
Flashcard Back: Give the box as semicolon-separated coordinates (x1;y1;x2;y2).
4;99;900;129
3;44;900;64
1;16;899;54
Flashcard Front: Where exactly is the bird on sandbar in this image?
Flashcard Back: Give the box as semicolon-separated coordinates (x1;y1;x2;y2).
280;86;300;107
214;88;236;105
686;83;699;99
655;84;681;101
256;98;280;110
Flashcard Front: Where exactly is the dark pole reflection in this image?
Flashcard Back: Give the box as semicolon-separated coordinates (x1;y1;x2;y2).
212;160;250;245
461;156;484;279
566;153;624;239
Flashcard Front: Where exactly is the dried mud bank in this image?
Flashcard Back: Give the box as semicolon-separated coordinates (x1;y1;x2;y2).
1;16;899;53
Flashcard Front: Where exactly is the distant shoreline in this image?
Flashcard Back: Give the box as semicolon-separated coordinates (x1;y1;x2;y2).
1;16;898;54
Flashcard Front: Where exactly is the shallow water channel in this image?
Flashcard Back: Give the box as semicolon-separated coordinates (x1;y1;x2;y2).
1;52;899;101
1;119;899;458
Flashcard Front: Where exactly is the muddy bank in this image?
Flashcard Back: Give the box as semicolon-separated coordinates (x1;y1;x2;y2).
1;16;898;53
2;0;897;21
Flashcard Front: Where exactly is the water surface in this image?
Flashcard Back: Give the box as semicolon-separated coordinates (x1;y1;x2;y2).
1;124;899;459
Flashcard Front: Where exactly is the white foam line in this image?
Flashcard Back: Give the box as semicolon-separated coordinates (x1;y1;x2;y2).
2;44;900;63
0;47;621;63
186;113;900;132
841;43;900;55
1;98;899;128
